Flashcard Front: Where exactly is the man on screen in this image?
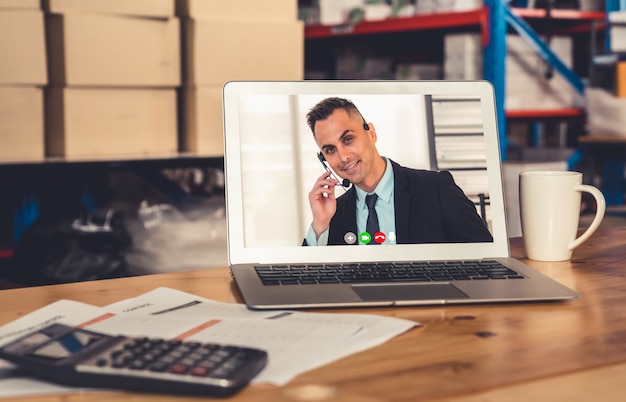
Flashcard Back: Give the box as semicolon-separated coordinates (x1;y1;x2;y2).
303;97;493;246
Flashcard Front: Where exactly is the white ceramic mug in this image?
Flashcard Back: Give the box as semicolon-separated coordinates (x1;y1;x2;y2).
519;171;606;261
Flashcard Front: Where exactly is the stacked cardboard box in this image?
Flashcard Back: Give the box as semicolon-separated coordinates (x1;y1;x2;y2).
609;11;626;53
395;63;442;80
443;34;483;80
506;35;578;110
318;0;362;25
42;0;180;157
415;0;482;14
316;0;482;23
178;0;304;155
579;0;605;11
617;62;626;98
335;45;394;80
444;33;579;110
0;1;47;160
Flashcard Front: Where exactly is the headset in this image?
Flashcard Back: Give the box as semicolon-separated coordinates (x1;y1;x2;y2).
317;152;351;189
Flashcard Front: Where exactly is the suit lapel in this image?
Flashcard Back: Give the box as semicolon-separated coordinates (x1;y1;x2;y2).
391;161;411;243
340;187;358;234
330;187;358;244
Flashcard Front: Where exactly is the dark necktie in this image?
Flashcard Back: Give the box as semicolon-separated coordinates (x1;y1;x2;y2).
365;193;379;244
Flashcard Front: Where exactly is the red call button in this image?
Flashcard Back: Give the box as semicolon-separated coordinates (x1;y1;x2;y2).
373;232;386;244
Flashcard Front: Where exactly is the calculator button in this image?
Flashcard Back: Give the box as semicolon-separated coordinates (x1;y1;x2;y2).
188;352;205;360
169;350;186;359
141;352;158;361
208;355;226;364
110;349;124;358
111;354;133;367
128;360;149;370
203;345;219;352
190;366;209;377
149;361;169;372
169;363;189;374
158;356;176;365
176;345;192;354
198;360;219;369
179;357;196;366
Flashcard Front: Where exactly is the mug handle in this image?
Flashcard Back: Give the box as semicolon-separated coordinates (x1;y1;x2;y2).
569;184;606;251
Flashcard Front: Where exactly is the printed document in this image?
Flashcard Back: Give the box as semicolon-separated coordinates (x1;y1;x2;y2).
0;288;418;398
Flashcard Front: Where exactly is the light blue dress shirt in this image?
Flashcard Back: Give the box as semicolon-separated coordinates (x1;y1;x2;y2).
306;157;397;246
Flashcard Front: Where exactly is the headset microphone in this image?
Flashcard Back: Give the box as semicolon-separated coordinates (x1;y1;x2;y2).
317;152;351;189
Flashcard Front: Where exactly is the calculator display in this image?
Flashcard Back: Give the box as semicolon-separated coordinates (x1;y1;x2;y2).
2;326;104;360
31;330;102;360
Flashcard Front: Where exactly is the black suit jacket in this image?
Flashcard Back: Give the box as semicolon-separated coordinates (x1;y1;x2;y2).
323;160;493;245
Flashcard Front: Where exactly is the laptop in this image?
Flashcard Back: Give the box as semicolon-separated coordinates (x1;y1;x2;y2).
222;80;578;309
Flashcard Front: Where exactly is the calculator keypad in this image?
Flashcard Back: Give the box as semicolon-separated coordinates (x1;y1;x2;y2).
80;337;264;383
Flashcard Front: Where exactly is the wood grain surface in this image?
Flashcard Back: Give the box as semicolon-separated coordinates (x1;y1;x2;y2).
1;227;624;402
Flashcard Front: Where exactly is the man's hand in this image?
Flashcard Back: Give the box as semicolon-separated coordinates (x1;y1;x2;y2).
309;172;339;239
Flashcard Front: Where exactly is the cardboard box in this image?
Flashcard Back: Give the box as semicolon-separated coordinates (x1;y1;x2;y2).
0;0;40;8
444;34;483;80
336;54;394;79
43;0;174;18
617;62;626;98
47;13;180;86
610;25;626;53
319;0;362;25
506;44;580;109
46;88;177;157
579;0;605;11
0;87;44;160
444;33;577;109
395;63;442;80
176;0;296;21
181;86;223;155
435;0;482;12
183;19;303;86
0;10;47;85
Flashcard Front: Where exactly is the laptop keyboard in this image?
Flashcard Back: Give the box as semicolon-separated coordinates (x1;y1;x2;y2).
254;260;525;286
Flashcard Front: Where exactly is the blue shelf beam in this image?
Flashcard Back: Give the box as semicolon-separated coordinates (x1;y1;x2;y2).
483;0;507;159
503;6;586;95
483;1;589;157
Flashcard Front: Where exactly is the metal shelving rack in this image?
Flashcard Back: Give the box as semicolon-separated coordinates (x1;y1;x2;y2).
303;1;607;160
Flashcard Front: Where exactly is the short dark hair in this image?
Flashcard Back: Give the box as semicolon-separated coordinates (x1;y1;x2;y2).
306;97;364;134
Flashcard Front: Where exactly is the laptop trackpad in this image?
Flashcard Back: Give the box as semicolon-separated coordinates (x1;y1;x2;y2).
351;283;469;301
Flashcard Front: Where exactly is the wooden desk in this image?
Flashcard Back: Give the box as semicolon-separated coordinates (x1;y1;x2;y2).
1;227;625;402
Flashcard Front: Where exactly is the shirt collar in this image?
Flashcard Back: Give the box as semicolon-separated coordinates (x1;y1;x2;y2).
355;157;394;210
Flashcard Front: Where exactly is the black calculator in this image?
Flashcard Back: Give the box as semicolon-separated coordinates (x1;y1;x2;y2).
0;323;268;397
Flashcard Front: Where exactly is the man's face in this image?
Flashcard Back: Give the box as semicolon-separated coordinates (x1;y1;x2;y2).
314;109;381;191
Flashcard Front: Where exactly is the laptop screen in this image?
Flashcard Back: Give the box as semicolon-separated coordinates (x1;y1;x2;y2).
223;81;509;265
